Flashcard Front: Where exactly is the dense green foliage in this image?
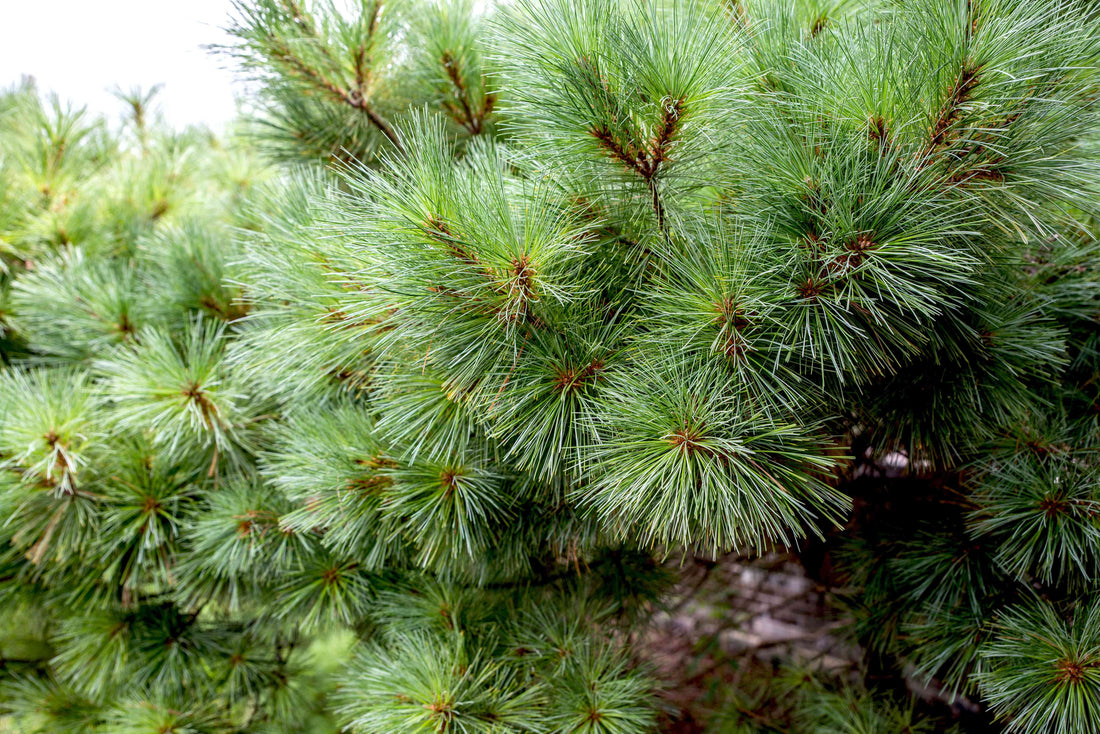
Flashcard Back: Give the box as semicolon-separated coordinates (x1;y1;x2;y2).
1;1;1098;732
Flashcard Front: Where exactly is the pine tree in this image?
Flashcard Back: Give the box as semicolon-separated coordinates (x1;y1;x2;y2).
1;1;1099;733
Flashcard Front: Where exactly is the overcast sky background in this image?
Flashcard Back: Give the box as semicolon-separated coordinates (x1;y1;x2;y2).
2;0;243;130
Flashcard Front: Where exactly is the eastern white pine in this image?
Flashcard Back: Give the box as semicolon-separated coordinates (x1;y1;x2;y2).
0;1;1098;733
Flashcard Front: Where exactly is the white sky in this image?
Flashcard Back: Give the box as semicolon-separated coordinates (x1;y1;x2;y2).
1;0;243;130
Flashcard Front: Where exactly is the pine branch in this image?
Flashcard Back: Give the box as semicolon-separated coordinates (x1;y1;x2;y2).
590;97;684;228
926;61;983;154
266;35;405;153
441;51;482;135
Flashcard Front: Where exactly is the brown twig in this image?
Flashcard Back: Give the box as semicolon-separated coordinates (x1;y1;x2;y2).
590;97;684;230
441;51;483;135
268;35;405;153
